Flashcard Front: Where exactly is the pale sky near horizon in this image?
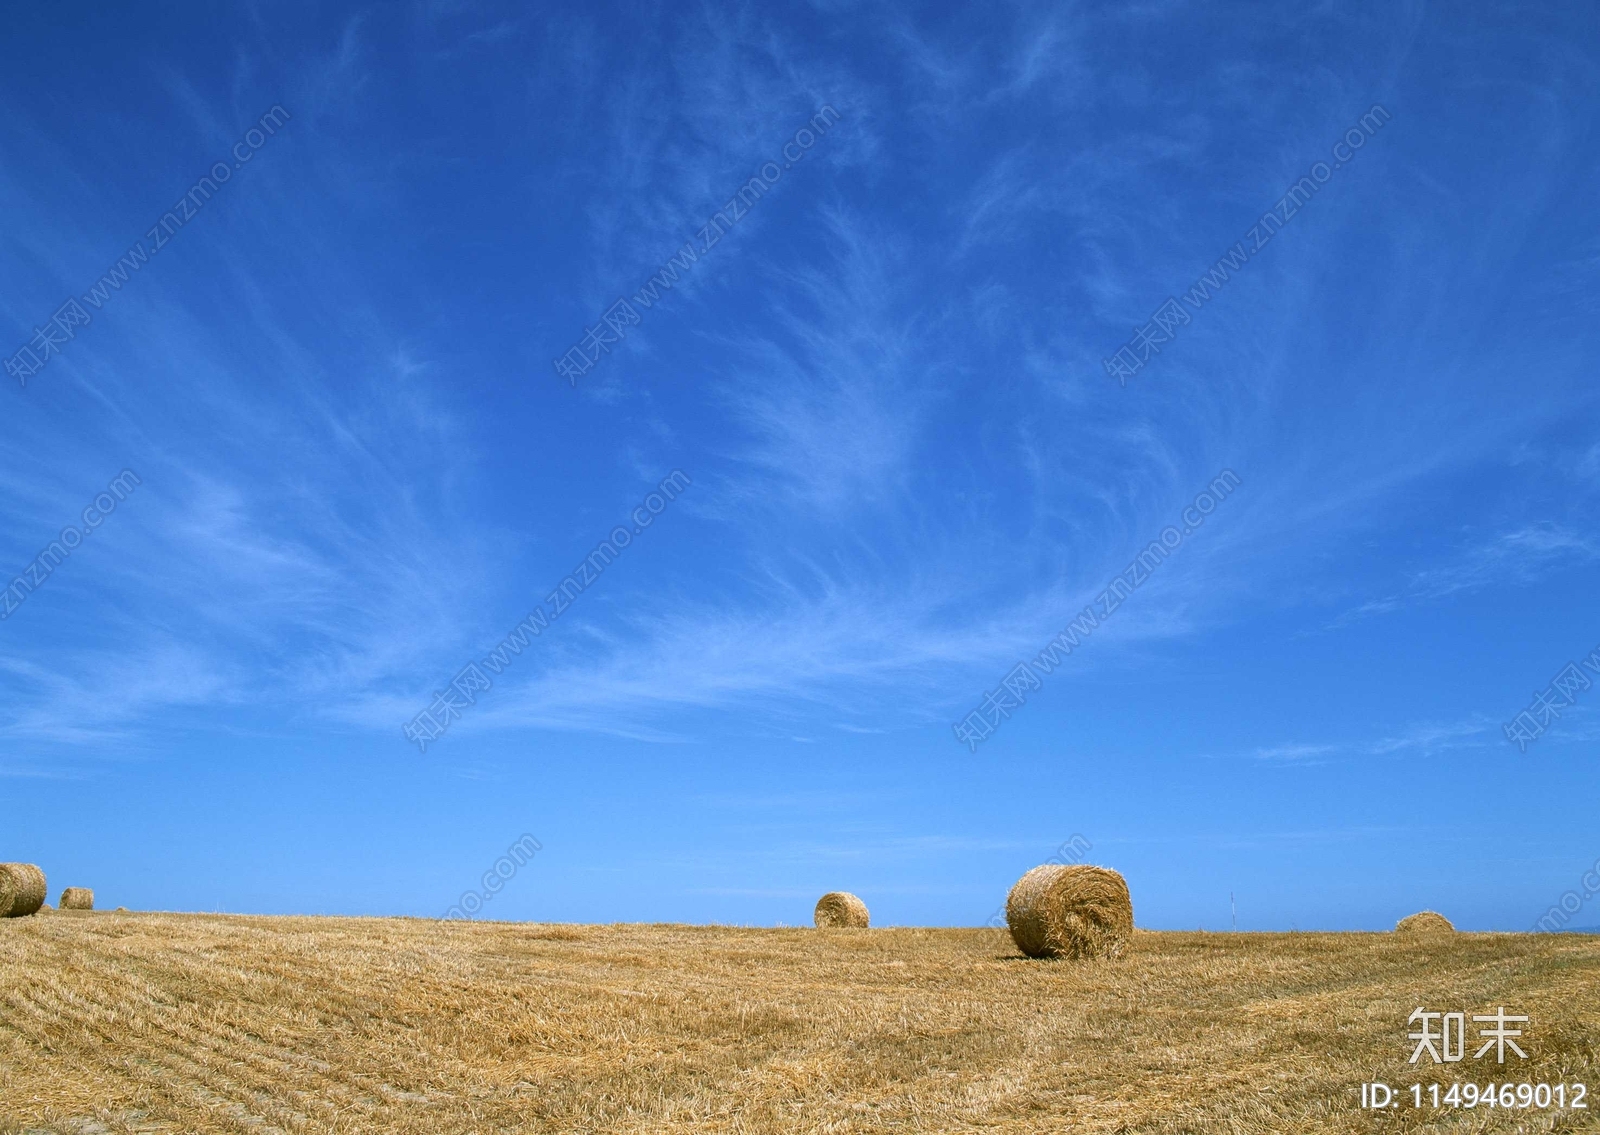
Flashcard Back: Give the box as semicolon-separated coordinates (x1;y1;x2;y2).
2;1;1598;931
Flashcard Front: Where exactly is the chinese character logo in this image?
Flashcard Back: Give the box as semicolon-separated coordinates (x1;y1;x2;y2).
1407;1007;1528;1064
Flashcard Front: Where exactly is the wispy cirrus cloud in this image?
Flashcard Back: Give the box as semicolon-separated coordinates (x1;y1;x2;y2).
1252;743;1340;762
1253;716;1499;764
714;211;932;518
5;0;1598;780
1409;523;1598;598
1326;522;1599;629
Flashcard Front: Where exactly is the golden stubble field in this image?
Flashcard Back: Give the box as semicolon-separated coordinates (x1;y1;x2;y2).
2;913;1598;1134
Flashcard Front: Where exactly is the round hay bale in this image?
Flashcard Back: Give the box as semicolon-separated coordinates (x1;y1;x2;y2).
1396;910;1454;934
1006;864;1133;959
59;887;94;911
814;891;870;928
0;863;47;918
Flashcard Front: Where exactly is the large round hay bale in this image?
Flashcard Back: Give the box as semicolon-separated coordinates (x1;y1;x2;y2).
1396;910;1453;934
1006;864;1133;959
59;887;94;911
814;891;870;928
0;864;47;918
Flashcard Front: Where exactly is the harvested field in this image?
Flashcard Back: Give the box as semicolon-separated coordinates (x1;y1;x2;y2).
2;913;1598;1133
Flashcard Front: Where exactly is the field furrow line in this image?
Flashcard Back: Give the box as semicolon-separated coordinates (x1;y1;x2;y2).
6;982;318;1135
27;953;414;1122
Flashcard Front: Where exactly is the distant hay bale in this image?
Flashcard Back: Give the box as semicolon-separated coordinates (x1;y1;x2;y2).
0;863;47;918
814;892;870;928
1396;910;1454;934
1006;864;1133;959
59;887;94;911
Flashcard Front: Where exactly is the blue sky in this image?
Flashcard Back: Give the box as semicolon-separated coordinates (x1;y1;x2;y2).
2;1;1597;931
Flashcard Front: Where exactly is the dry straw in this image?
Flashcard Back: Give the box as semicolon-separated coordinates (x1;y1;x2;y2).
59;887;94;911
1395;910;1454;934
0;863;47;919
1006;864;1133;959
814;892;870;928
